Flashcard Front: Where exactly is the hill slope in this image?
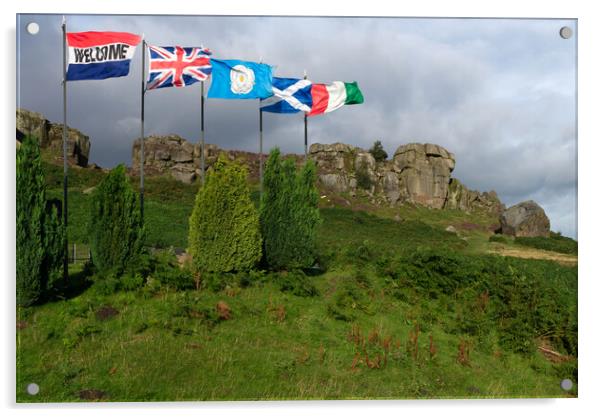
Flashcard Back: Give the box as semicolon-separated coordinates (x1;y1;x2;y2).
16;157;577;401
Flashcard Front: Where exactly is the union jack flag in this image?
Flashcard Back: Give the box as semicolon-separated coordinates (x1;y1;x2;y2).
147;45;212;90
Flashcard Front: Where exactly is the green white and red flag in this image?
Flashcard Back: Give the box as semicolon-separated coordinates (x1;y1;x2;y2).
307;81;364;116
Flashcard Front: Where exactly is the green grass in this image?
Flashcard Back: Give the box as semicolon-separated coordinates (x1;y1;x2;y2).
515;233;578;255
16;160;577;402
16;260;576;401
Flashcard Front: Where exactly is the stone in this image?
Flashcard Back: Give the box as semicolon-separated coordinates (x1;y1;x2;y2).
318;173;348;193
16;108;49;146
500;200;550;237
393;143;456;209
446;225;457;234
170;164;196;184
309;142;354;173
17;108;91;167
382;171;400;203
354;151;376;172
444;178;504;214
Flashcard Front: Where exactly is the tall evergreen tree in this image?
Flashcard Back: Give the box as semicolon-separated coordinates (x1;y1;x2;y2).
88;164;144;276
16;136;65;306
369;140;388;162
260;148;321;270
188;155;262;275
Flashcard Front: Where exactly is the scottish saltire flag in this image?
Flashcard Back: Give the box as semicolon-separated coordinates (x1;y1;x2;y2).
260;77;312;114
66;32;141;81
147;46;212;90
207;59;273;99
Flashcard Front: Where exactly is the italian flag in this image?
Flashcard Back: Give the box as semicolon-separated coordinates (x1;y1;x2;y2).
307;81;364;116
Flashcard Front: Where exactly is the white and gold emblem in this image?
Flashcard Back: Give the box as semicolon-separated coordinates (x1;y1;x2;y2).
230;65;255;94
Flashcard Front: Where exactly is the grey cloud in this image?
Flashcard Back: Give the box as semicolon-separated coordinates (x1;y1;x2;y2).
17;14;577;238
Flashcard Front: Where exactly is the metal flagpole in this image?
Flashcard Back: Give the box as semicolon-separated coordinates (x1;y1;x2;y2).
140;38;146;220
61;16;68;282
304;69;308;161
259;56;264;197
259;106;263;197
201;81;206;185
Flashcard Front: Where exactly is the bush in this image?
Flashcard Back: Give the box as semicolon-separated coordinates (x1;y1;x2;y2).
88;164;144;276
488;234;508;243
188;155;262;275
515;233;578;255
368;140;388;162
276;270;319;297
355;160;373;190
381;249;578;355
326;277;370;321
16;135;66;306
260;148;321;270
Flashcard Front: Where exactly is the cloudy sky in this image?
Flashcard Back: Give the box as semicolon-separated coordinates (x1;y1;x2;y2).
16;14;577;238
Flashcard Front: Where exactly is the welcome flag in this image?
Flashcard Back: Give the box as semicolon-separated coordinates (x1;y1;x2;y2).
66;31;142;81
307;81;364;116
207;59;273;99
261;77;312;113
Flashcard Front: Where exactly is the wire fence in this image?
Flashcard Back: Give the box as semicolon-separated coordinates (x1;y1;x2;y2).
69;243;91;264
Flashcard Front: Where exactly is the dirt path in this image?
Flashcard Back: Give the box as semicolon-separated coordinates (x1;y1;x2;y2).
487;246;577;266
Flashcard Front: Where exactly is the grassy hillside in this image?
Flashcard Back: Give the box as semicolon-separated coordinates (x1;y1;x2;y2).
16;160;578;401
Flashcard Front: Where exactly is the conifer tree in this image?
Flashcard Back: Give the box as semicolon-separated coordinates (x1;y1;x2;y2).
88;164;144;276
16;136;65;306
369;140;388;162
188;155;262;274
260;148;321;270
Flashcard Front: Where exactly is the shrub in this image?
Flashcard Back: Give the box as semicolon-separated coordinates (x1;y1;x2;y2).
488;234;507;243
355;160;373;190
260;148;321;270
276;270;319;297
16;135;65;306
326;277;369;321
88;164;144;276
515;233;578;255
188;155;262;275
382;249;578;355
369;140;388;162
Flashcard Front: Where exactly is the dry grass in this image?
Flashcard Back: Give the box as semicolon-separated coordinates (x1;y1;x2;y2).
488;246;577;266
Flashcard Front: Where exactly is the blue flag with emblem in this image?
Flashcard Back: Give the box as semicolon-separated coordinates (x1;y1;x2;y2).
260;77;313;113
207;58;273;99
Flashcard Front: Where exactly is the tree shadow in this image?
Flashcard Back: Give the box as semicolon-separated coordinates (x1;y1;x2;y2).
46;264;94;302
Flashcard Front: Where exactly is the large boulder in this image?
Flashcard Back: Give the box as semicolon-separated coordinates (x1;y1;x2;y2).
17;108;91;167
500;200;550;237
393;143;455;209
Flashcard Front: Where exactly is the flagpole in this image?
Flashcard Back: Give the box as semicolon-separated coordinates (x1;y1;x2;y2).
304;69;308;161
201;81;205;185
140;39;146;221
259;56;264;198
259;105;263;197
61;16;68;282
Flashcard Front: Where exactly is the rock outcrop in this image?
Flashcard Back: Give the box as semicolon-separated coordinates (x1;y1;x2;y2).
444;179;505;214
393;143;455;209
16;108;91;167
500;200;550;237
309;142;503;213
131;135;296;184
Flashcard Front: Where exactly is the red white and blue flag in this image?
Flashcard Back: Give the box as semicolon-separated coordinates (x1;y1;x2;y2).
66;31;141;81
147;46;212;90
